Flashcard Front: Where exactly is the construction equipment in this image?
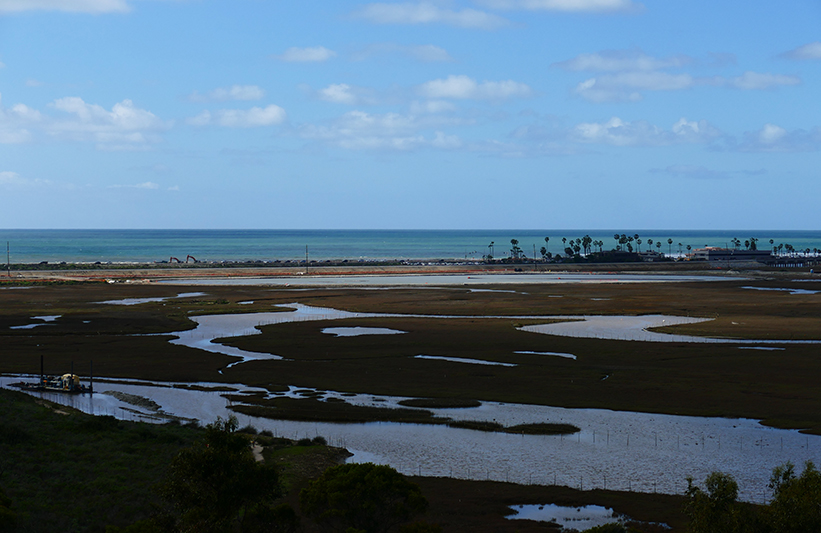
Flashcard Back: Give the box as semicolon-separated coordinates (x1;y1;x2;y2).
13;356;93;394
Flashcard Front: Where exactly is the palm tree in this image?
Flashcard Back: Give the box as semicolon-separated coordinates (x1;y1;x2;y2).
510;239;522;260
544;237;549;254
667;238;673;255
636;238;642;252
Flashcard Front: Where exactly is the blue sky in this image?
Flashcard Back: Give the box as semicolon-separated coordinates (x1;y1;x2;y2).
0;0;819;229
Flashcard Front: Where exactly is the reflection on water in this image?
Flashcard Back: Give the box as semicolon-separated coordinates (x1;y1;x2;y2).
322;327;406;337
521;315;821;345
97;292;207;306
413;355;516;367
742;286;819;295
514;350;576;360
3;375;819;504
508;504;620;530
159;273;729;288
162;304;821;368
9;315;61;330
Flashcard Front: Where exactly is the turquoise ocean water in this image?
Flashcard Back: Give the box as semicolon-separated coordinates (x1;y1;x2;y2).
1;229;820;263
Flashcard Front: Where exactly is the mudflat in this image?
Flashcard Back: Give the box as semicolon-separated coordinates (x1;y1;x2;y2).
2;264;820;433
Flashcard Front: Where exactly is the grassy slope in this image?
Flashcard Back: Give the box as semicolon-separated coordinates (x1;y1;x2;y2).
0;387;200;532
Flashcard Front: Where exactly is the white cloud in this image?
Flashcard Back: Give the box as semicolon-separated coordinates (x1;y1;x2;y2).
575;70;800;102
575;71;693;102
47;97;170;148
0;93;41;143
0;0;129;13
781;42;821;61
554;50;691;72
187;110;212;127
354;2;509;29
299;110;462;151
650;165;731;180
108;181;160;190
0;93;168;149
275;46;336;63
557;49;800;102
409;100;457;114
318;84;358;105
188;85;266;102
714;72;801;90
419;75;533;100
353;43;454;62
26;79;44;87
407;44;453;62
188;105;287;128
571;116;719;146
735;124;821;153
0;171;51;188
475;0;641;13
758;123;786;144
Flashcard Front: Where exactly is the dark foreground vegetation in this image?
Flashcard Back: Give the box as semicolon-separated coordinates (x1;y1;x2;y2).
685;463;821;533
0;387;691;532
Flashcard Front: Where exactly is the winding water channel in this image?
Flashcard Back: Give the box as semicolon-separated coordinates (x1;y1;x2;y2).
5;295;821;504
3;375;819;505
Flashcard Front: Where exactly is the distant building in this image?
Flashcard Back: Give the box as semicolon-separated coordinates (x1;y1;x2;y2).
691;247;773;262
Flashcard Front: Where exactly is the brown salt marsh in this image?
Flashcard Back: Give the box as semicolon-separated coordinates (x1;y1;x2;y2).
2;278;821;433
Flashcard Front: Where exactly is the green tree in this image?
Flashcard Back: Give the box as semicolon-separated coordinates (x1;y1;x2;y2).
0;487;16;533
160;416;285;533
767;461;821;533
685;472;745;533
509;239;522;260
300;463;428;533
582;524;629;533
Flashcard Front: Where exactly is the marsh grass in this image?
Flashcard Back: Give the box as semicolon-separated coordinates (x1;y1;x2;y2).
0;387;200;532
3;281;821;433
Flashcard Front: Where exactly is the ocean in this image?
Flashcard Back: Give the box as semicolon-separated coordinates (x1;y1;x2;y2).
1;229;820;264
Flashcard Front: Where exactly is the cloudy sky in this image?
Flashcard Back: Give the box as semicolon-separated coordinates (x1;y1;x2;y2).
1;0;819;229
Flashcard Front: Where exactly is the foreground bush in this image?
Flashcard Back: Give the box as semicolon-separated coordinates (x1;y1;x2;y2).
160;416;289;533
685;461;821;533
300;463;428;533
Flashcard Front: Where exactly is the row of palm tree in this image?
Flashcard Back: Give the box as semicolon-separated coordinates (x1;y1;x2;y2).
486;234;820;261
